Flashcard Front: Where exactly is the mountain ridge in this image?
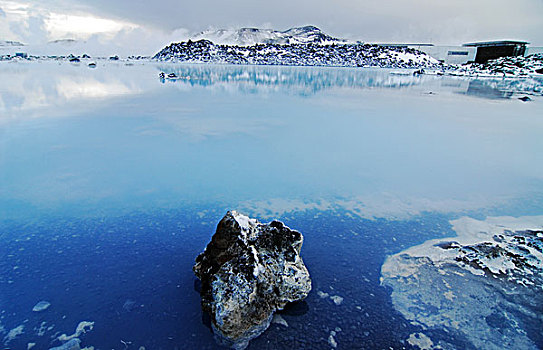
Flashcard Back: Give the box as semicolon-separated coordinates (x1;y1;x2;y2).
190;25;347;46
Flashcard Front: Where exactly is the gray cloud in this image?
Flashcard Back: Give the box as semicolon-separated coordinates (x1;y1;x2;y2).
62;0;543;46
2;0;543;47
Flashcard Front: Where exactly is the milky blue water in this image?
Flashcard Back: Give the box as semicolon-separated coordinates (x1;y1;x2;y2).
1;61;542;349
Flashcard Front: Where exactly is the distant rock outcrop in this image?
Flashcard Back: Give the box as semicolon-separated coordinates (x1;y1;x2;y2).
193;211;311;349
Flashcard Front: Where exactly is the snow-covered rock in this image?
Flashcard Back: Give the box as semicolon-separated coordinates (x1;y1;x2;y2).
446;53;543;78
193;211;311;349
153;39;440;69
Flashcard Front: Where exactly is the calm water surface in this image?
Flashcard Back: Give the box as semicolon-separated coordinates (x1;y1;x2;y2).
0;61;542;349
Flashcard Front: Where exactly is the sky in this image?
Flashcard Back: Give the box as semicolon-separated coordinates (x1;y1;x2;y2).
1;0;542;55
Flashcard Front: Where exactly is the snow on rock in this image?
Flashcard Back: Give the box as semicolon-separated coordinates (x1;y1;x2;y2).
447;53;543;78
383;215;543;282
381;215;543;350
193;211;311;349
153;39;440;69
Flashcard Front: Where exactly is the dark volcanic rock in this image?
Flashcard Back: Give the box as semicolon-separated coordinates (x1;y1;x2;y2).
153;39;440;69
193;211;311;349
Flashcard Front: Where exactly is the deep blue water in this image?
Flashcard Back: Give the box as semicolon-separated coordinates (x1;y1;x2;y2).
1;207;462;349
1;62;542;349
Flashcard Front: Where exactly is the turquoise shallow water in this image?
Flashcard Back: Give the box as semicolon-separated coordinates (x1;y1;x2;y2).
0;61;542;349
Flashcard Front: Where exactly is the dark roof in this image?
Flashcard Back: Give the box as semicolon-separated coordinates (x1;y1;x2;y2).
463;40;529;47
376;43;434;47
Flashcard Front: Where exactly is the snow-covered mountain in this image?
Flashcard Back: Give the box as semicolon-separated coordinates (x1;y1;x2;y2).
190;25;346;46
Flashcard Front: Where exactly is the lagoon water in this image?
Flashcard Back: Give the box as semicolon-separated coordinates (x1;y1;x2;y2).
1;61;542;349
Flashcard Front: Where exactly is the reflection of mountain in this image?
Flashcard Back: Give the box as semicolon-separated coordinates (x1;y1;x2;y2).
157;64;543;99
157;65;429;95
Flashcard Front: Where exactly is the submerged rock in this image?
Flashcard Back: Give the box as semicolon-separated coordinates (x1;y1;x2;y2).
32;300;51;312
193;211;311;349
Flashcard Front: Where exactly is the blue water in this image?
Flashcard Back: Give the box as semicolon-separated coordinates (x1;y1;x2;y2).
1;61;542;349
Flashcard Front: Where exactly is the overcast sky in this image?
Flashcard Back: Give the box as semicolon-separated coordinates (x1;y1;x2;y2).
1;0;542;54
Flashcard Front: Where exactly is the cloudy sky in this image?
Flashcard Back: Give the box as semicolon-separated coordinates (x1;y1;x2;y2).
1;0;542;54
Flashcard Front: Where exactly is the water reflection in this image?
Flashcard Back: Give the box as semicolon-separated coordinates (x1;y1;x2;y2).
464;79;542;99
157;64;427;95
157;64;543;99
0;61;151;120
2;62;542;123
0;61;542;221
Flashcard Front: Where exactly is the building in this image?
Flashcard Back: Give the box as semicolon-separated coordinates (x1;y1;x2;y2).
463;41;528;63
379;40;536;65
412;45;476;65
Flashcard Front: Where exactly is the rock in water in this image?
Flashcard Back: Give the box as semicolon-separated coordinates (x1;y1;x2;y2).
193;211;311;349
